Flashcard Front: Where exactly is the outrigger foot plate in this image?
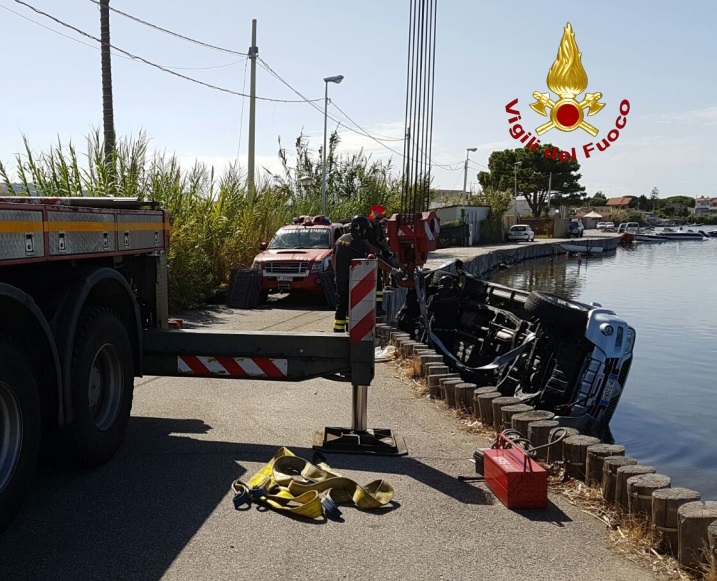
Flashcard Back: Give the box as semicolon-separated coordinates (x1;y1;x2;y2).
312;427;408;456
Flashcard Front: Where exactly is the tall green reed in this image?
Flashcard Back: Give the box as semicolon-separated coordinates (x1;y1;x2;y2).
0;130;402;310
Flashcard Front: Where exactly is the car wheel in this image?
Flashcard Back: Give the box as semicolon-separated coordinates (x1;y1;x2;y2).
524;291;589;338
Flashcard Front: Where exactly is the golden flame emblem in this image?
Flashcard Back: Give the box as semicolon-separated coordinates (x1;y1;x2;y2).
530;23;605;136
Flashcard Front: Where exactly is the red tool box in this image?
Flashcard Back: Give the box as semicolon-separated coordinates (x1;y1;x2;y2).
484;435;548;509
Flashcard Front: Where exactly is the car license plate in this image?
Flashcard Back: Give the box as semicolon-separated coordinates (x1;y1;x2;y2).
600;374;618;406
277;275;293;282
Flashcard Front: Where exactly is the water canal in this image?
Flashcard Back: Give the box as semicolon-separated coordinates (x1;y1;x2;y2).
485;228;717;499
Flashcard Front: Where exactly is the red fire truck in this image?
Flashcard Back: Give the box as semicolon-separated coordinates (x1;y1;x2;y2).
0;196;385;533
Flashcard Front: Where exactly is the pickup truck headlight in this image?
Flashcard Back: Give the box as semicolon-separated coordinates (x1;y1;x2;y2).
310;261;323;273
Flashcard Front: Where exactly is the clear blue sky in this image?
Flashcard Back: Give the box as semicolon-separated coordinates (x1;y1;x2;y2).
1;0;716;198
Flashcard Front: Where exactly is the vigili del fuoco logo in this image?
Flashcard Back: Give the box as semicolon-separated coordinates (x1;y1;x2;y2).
505;22;630;163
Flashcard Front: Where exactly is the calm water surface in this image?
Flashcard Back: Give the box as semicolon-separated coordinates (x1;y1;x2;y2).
486;228;717;499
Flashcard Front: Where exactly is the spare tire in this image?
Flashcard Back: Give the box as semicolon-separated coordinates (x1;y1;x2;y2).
524;291;589;337
227;268;261;309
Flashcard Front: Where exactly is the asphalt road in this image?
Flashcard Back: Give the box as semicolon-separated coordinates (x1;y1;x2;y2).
0;294;659;581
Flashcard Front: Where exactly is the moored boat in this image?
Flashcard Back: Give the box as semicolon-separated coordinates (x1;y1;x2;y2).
658;230;707;240
560;243;604;254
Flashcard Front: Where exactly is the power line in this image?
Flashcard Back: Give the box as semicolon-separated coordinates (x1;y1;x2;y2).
256;57;464;171
0;3;245;71
88;0;459;171
330;101;404;142
37;0;463;173
87;0;246;57
11;0;318;103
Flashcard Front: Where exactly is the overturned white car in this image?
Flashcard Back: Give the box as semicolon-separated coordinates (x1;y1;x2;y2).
397;265;636;439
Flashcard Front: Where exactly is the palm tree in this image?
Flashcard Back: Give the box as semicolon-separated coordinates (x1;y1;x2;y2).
100;0;116;191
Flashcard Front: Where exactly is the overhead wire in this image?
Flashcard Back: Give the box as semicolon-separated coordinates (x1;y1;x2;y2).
87;0;247;57
16;0;466;177
11;0;317;103
0;2;243;70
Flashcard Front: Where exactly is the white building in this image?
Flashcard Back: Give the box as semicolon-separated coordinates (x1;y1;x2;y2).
433;204;490;246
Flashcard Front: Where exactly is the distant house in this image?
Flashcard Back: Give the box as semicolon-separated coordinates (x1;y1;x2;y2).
694;196;717;216
433;204;490;246
606;197;632;209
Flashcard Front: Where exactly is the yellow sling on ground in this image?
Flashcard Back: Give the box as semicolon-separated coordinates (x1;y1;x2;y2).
231;447;394;520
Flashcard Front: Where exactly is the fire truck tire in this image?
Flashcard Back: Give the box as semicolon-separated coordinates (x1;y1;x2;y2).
0;335;41;533
524;291;589;337
63;307;134;467
320;271;337;308
227;269;260;310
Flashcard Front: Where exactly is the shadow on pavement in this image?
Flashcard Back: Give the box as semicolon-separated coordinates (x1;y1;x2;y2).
1;416;489;581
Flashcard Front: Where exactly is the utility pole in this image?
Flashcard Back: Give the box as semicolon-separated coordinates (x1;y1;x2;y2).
247;19;257;202
99;0;116;190
547;172;552;215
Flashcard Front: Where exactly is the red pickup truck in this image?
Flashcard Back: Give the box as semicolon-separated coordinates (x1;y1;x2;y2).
251;215;344;305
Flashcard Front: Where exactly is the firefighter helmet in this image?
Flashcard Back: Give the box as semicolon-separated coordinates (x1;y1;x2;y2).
350;215;371;239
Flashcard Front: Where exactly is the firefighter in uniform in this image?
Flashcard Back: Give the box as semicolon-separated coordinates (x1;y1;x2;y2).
366;206;395;317
332;215;394;332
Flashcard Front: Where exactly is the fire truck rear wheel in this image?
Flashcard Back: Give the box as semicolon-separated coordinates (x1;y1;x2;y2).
0;334;41;533
64;307;134;467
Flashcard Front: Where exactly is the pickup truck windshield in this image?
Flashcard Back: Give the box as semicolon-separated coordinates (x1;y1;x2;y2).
268;227;331;249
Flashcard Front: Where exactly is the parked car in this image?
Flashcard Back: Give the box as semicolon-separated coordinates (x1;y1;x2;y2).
596;221;608;230
251;215;344;305
568;219;585;237
604;221;616;232
617;222;639;234
506;224;535;242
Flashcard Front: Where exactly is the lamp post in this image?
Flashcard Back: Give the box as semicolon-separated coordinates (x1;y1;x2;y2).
321;75;344;216
462;147;477;211
513;161;522;221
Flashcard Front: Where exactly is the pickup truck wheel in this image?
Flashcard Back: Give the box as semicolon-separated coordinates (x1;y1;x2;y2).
63;307;134;467
524;291;589;338
0;335;41;533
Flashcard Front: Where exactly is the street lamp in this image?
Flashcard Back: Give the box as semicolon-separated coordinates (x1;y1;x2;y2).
462;147;477;211
513;161;522;221
321;74;344;216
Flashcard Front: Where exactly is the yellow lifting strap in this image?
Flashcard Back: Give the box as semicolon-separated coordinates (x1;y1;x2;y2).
231;447;394;520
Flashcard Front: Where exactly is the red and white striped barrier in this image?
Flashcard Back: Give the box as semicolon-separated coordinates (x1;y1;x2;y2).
178;355;288;378
349;258;378;343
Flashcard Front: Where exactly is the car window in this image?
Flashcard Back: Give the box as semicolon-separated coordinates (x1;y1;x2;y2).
268;227;331;249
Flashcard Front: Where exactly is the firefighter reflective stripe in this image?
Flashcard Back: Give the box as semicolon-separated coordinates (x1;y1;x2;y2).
376;290;383;304
349;258;377;343
177;355;287;378
333;318;347;332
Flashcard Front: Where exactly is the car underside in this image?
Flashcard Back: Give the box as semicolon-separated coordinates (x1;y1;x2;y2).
395;266;636;440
